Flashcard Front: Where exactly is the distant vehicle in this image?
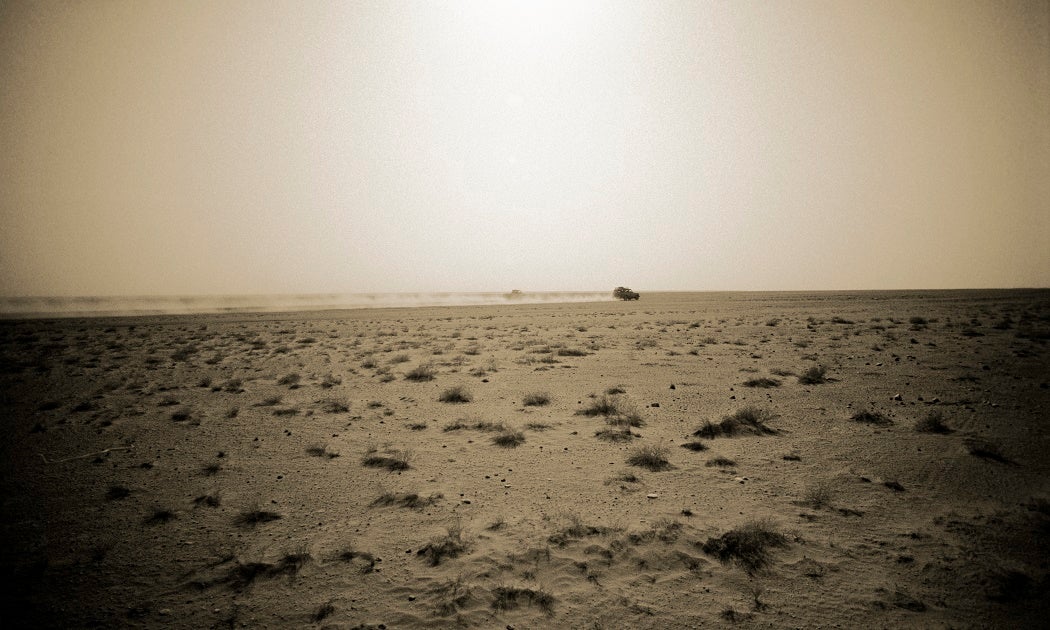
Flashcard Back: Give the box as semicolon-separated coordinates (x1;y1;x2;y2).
613;287;640;301
506;289;523;299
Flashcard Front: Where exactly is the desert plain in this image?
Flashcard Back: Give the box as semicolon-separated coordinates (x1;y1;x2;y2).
1;290;1048;629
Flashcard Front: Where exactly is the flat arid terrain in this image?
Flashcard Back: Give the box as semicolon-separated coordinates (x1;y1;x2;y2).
1;290;1048;629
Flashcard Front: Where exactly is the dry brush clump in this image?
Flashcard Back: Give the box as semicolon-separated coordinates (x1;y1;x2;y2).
579;394;645;430
319;398;349;413
305;443;339;459
333;547;376;573
492;585;556;614
798;481;836;509
578;395;622;416
434;576;473;617
548;513;618;546
144;507;177;525
439;386;472;403
706;456;736;468
492;428;526;448
417;524;470;566
693;406;778;439
370;492;442;509
405;363;437;382
966;439;1016;465
213;549;312;591
626;445;673;471
523;392;551;406
798;365;828;384
234;505;282;528
915;411;953;434
277;372;301;387
743;377;781;388
701;519;789;574
362;448;413;471
443;418;504;432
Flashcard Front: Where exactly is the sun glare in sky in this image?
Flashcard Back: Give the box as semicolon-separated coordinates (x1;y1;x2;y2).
0;0;1047;296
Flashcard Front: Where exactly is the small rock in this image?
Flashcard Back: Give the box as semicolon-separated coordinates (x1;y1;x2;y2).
651;402;660;408
646;493;659;499
892;393;902;401
669;384;676;390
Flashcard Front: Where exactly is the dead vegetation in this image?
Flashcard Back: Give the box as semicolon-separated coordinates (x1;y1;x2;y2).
694;406;778;439
701;519;789;574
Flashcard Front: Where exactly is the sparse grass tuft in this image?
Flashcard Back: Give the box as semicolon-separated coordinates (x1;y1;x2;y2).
436;576;473;616
493;429;526;448
701;519;788;574
234;506;282;527
371;492;442;509
557;347;588;357
417;524;470;566
405;363;437;382
609;471;641;484
967;440;1015;465
255;395;282;407
320;399;349;413
626;445;673;471
272;549;311;577
693;406;778;439
443;418;504;432
706;456;736;467
193;493;221;508
915;411;952;434
595;427;635;442
548;514;616;545
170;407;192;422
312;601;335;622
799;481;835;509
492;585;555;614
798;365;827;385
144;507;177;525
277;372;300;387
680;441;708;452
439;386;472;403
743;377;781;388
334;547;376;573
523;392;551;406
305;443;339;459
850;410;893;426
578;395;621;416
362;449;413;471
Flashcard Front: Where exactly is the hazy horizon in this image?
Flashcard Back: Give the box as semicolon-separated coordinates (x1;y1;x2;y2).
2;1;1048;297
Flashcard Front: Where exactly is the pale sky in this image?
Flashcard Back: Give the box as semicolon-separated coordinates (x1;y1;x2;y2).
1;0;1047;296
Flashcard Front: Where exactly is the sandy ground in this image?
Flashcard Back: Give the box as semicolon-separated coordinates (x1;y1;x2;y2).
1;290;1048;629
